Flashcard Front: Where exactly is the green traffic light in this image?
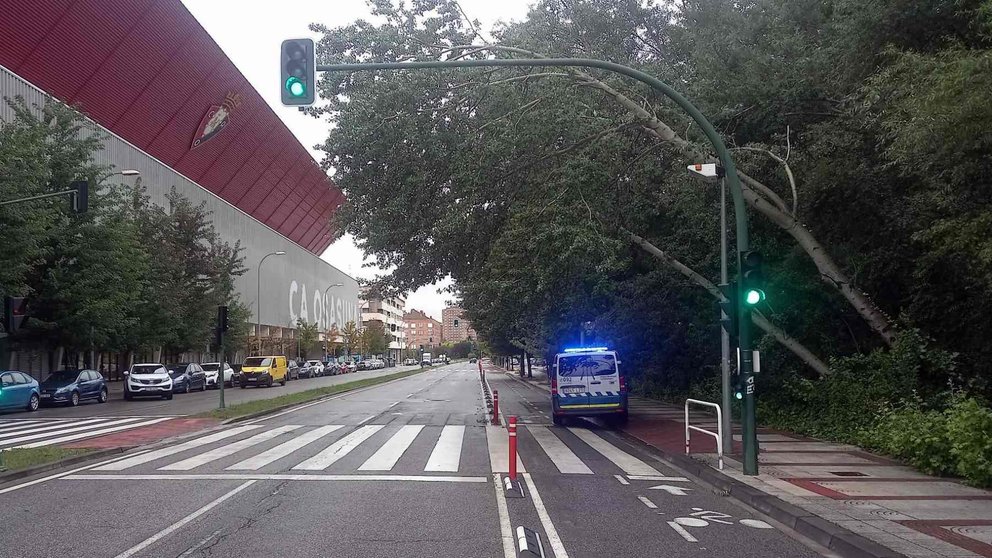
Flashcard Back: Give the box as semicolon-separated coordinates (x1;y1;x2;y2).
744;288;765;306
285;77;306;97
735;391;744;400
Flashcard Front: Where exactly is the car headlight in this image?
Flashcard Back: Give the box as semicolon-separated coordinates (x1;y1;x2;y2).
55;386;70;394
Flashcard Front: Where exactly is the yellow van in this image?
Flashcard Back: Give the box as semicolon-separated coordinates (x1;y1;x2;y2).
239;356;288;388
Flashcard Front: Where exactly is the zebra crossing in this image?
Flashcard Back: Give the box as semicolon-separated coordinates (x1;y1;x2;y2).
85;422;671;478
0;416;174;449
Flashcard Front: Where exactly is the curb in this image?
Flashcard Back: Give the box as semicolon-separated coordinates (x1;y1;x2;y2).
0;446;130;484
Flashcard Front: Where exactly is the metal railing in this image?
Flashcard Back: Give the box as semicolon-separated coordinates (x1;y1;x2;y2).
685;398;724;470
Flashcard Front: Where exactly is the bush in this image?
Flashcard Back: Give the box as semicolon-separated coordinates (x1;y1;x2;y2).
945;397;992;487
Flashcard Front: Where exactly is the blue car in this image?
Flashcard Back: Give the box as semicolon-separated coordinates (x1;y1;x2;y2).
0;371;41;413
39;369;109;407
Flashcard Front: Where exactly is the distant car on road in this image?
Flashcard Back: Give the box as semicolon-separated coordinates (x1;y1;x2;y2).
469;358;477;363
200;362;234;388
323;361;341;376
240;356;288;388
124;364;173;400
167;363;206;394
404;358;418;366
287;360;301;381
302;360;323;378
0;371;41;412
39;369;108;407
340;362;357;374
551;347;627;426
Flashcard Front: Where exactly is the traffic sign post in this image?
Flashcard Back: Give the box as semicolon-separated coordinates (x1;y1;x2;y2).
216;305;229;410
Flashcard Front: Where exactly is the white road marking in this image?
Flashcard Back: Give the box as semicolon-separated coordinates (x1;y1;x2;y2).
486;425;526;473
226;425;344;470
638;495;658;509
0;419;95;439
614;474;630;485
525;426;592;474
66;473;487;483
94;425;261;471
0;449;151;495
649;484;692;496
522;472;569;558
626;475;690;482
112;481;256;558
0;417;142;445
159;425;302;470
424;425;465;472
177;529;223;558
357;415;377;425
739;519;773;529
493;474;516;558
292;425;383;470
567;428;660;476
667;520;698;542
15;417;173;449
387;402;399;408
359;425;423;470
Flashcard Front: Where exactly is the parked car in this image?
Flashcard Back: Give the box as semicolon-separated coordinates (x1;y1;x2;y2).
287;360;301;381
0;371;41;412
469;358;477;363
341;362;357;374
323;361;341;376
240;355;288;388
201;362;234;388
167;363;207;394
303;360;324;378
403;358;418;366
124;363;173;400
39;369;108;406
355;360;369;371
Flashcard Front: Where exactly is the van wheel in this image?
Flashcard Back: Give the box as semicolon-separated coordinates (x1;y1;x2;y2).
609;413;629;427
280;376;286;386
552;414;564;426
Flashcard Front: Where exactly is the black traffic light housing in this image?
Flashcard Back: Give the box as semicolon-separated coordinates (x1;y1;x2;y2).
215;305;229;346
718;281;739;342
280;39;316;106
4;296;28;333
741;250;766;306
70;180;89;214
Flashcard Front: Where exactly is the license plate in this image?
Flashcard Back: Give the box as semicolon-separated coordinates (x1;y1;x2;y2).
247;378;256;382
41;393;52;398
561;386;585;394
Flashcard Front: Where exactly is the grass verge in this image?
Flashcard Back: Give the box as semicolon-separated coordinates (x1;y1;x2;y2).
202;367;428;421
0;446;97;472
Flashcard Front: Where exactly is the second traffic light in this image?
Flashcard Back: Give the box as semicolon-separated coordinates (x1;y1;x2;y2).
281;39;315;106
718;281;739;340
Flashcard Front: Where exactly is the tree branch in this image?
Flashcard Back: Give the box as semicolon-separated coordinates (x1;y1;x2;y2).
735;146;798;216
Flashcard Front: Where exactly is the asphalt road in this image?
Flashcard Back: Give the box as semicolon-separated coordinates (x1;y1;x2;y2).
9;364;422;418
0;361;825;558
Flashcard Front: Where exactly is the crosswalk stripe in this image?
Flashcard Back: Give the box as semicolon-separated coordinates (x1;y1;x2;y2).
0;418;111;442
567;427;660;476
15;418;173;449
0;420;48;433
486;425;525;473
358;425;424;471
227;425;344;470
159;425;303;471
525;426;592;474
94;425;262;471
1;418;145;447
292;425;383;470
424;425;465;472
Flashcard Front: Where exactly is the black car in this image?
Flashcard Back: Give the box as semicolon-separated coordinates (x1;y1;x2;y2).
166;363;207;393
287;360;301;380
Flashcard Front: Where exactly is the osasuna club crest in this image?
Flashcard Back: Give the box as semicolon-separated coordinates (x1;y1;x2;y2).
191;92;242;149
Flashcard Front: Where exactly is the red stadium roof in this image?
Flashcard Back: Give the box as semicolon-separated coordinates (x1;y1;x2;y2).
0;0;339;254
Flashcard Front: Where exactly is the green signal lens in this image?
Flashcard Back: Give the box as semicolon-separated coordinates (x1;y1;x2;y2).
285;77;306;97
744;288;765;306
735;391;744;400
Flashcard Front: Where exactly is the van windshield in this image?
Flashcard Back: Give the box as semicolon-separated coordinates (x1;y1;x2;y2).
558;354;616;377
244;358;272;367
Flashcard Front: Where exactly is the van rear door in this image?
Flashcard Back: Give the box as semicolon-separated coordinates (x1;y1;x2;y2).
586;353;621;408
556;354;591;408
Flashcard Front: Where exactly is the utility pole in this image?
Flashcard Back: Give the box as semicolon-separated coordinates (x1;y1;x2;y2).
719;175;732;451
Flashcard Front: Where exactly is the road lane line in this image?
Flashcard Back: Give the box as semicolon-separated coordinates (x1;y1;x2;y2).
615;475;630;485
292;425;383;470
567;427;660;476
226;425;344;470
493;474;516;558
94;425;261;471
525;426;592;474
358;424;423;471
638;495;658;509
159;425;302;470
67;473;488;483
667;521;698;542
486;425;525;473
14;418;173;449
0;418;135;444
112;480;256;558
522;472;569;558
357;415;377;425
0;449;151;495
626;475;690;482
424;425;465;472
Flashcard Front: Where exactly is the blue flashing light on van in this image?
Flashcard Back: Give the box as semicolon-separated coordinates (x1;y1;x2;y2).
551;347;628;426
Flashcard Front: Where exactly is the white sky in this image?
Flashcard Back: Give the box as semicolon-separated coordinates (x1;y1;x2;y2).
182;0;534;320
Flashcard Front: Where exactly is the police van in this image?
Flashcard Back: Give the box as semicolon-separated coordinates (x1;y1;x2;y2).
551;347;628;426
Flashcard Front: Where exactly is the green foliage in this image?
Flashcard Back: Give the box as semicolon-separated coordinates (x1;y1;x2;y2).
340;321;359;355
296;319;320;354
946;397;992;487
362;321;388;355
442;339;476;359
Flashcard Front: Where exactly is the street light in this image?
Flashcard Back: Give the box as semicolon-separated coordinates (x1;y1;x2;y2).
322;283;343;360
256;251;286;356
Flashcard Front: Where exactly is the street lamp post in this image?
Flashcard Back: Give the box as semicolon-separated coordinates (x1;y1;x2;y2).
256;251;286;356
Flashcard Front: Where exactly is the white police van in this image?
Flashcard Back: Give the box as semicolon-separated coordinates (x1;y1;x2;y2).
551;347;628;426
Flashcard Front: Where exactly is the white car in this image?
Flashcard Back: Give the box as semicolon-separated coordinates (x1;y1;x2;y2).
303;360;324;378
124;363;173;400
201;362;234;388
403;358;418;366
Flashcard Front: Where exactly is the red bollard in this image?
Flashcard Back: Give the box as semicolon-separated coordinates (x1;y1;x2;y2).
492;390;500;425
508;416;518;481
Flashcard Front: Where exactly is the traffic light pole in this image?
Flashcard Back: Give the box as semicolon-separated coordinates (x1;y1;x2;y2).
315;56;759;474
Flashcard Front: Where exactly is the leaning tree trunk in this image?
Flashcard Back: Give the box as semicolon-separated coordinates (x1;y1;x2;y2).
627;231;832;377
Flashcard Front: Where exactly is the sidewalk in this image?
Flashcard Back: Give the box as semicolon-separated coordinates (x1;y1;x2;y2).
495;363;992;558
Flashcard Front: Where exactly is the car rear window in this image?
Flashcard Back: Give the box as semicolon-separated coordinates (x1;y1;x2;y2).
558;354;617;377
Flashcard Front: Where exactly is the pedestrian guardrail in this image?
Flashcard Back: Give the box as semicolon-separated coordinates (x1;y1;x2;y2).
685;398;724;470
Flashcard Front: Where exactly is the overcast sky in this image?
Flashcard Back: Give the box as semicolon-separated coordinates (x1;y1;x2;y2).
182;0;534;320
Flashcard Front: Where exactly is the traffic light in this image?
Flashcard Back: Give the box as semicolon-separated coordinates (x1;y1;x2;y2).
69;180;88;214
4;296;27;333
280;39;315;106
718;281;739;340
215;305;228;346
741;250;766;306
733;369;745;401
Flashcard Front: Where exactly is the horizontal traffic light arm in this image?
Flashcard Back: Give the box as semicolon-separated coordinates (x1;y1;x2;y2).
0;187;83;207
